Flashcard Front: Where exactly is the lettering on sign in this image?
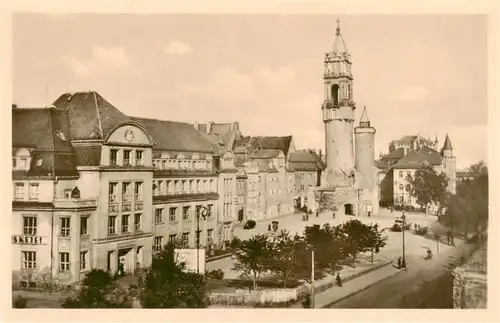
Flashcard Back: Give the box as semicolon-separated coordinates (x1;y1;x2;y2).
12;235;48;245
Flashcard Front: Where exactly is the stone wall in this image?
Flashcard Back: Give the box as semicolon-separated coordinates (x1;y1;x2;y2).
452;244;487;309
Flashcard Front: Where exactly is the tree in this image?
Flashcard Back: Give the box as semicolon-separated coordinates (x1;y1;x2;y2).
405;164;449;214
61;269;131;308
364;224;388;263
268;230;309;288
441;161;488;240
338;220;373;267
233;234;273;290
315;192;338;212
138;243;209;308
303;224;345;274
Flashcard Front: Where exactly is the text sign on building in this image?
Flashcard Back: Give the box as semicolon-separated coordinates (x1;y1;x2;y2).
12;235;48;245
174;248;206;274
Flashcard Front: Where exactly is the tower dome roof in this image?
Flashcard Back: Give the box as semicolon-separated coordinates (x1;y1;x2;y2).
329;18;349;54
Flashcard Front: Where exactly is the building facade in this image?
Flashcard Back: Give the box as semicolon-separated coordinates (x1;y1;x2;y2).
11;91;226;286
378;134;457;209
289;150;325;208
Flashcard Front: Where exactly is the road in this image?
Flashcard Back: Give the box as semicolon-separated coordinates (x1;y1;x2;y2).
209;208;450;279
326;241;477;308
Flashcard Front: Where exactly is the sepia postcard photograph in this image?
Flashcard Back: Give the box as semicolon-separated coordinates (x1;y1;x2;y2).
2;1;499;322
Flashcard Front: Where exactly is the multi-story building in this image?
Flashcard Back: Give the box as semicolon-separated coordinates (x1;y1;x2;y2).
11;91;224;286
194;122;240;244
233;136;296;220
289;150;325;208
379;135;456;209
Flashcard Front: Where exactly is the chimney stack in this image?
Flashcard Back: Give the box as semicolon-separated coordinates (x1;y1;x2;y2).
319;149;323;159
12;104;17;109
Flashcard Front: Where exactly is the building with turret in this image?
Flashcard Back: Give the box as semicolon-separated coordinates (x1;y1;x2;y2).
308;19;379;216
378;133;457;209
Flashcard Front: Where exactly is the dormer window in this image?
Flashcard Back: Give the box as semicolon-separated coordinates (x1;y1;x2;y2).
12;158;16;168
123;150;131;166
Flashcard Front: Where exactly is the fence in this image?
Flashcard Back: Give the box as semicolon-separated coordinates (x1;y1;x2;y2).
209;288;298;306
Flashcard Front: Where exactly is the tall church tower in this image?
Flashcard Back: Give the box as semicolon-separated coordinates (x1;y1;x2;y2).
322;19;356;185
441;134;456;194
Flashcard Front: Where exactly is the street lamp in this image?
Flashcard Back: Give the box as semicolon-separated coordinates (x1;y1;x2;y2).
401;197;406;269
195;205;211;275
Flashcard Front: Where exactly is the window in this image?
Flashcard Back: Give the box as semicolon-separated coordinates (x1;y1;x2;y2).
108;216;116;235
155;208;164;223
399;184;404;191
64;189;72;199
110;149;118;166
443;163;446;169
22;251;36;269
122;182;132;202
123;150;131;166
169;208;177;222
80;251;88;270
206;229;214;245
399;171;403;178
300;185;305;191
19;158;27;170
109;182;118;203
134;182;143;201
169;234;177;245
80;216;88;235
12;157;16;168
122;214;129;233
60;217;70;236
28;183;39;200
154;236;163;252
14;183;24;200
182;232;189;247
136;150;143;166
59;252;70;272
162;159;167;169
23;216;37;236
134;213;142;231
183;206;190;220
207;204;214;218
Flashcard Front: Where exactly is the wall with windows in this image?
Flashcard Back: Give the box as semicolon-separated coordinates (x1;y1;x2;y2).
11;210;53;285
13;180;53;202
152;152;213;171
152;177;217;196
152;200;218;250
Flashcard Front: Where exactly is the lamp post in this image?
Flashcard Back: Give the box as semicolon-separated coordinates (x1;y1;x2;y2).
311;248;315;308
401;197;406;268
196;205;210;275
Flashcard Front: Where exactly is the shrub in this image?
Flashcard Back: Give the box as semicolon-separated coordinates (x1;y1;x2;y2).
206;269;225;280
415;226;429;235
243;220;256;230
13;295;28;308
229;237;242;249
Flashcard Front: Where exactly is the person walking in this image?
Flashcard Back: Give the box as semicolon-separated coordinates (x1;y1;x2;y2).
336;273;342;287
368;211;371;218
397;257;402;269
333;212;336;219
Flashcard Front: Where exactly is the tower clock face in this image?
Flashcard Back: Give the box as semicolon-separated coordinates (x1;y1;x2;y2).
124;129;135;142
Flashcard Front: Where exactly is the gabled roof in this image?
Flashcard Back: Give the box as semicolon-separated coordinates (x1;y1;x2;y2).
52;91;132;141
133;117;216;153
250;149;282;159
288;150;325;171
12;107;78;177
392;146;442;169
234;135;293;156
381;148;405;160
397;135;418;145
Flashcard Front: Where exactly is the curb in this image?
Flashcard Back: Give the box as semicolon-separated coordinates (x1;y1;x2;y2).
322;268;407;308
289;260;393;308
206;253;233;263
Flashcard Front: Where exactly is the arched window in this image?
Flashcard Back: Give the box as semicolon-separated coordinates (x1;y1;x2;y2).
331;84;339;105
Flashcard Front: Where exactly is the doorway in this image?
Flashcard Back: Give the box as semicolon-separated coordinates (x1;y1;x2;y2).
344;203;354;215
118;248;134;275
238;209;244;222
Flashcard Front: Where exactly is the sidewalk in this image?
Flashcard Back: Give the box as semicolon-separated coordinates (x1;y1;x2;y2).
290;263;404;308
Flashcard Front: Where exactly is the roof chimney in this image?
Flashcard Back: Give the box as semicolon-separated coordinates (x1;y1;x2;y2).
12;104;17;109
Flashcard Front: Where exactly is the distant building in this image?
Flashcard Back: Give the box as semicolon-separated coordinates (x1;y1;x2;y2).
378;134;456;209
288;150;325;208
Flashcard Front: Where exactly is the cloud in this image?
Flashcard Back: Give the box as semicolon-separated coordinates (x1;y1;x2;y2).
393;85;429;102
62;45;131;77
161;41;193;56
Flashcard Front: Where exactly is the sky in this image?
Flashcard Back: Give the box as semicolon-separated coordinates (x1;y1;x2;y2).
12;13;487;169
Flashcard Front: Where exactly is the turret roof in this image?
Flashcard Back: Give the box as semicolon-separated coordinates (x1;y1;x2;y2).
329;18;349;53
442;134;453;151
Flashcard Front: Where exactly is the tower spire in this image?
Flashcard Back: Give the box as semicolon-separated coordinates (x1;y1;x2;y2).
336;18;341;36
359;105;370;127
